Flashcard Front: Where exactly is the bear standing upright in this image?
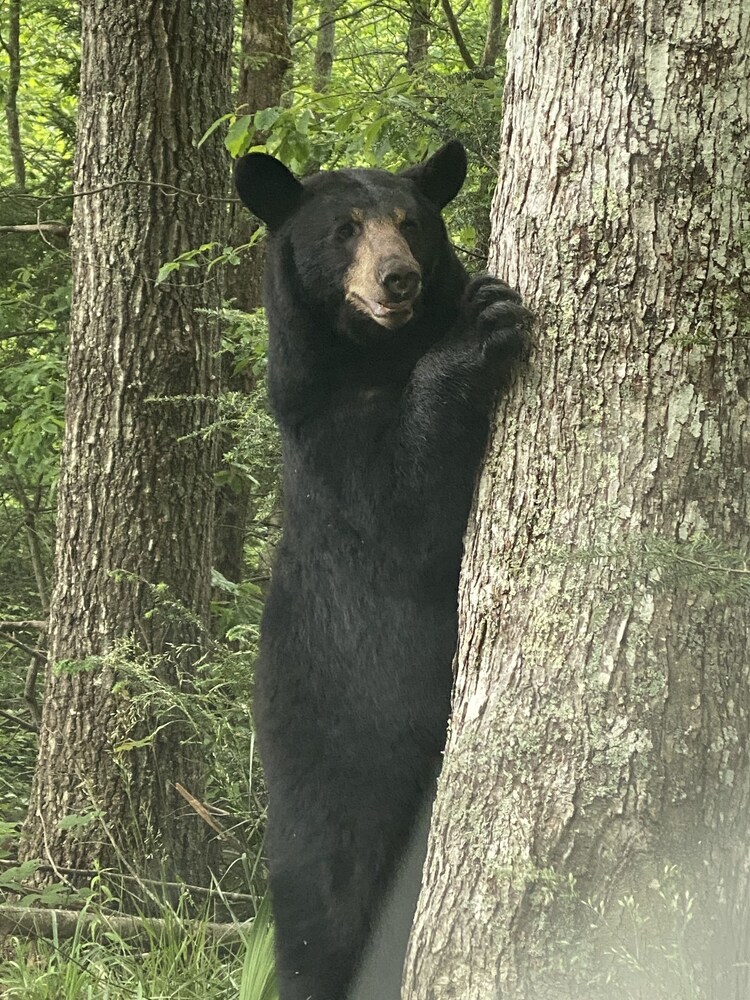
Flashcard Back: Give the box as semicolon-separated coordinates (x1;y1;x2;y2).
234;142;530;1000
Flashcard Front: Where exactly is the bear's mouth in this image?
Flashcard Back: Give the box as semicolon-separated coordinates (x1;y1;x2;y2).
349;292;416;330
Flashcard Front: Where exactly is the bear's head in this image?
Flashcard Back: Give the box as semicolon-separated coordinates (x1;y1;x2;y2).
234;142;467;334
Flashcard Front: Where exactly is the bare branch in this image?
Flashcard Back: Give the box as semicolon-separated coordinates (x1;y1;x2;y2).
0;707;37;733
0;905;250;944
0;620;47;631
10;476;50;611
175;782;247;855
0;223;69;238
25;654;41;725
10;180;239;205
175;781;229;839
293;1;383;45
0;632;47;663
0;858;258;905
439;0;477;71
0;329;57;342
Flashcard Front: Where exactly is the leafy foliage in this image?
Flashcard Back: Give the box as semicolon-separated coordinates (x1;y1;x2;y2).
227;2;509;260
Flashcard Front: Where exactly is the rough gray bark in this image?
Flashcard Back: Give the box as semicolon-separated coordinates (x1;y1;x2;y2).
404;2;750;998
20;0;232;890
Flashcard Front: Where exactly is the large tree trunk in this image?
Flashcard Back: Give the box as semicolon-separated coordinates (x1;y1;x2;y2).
404;2;750;998
20;0;232;891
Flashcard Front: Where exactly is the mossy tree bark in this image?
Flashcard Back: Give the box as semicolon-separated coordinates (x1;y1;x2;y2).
404;2;750;998
20;0;232;890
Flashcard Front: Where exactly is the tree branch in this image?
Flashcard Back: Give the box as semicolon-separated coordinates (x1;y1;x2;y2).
0;620;47;631
0;859;258;906
0;905;250;944
293;1;383;45
10;180;239;205
0;632;47;663
25;654;42;725
439;0;477;71
0;223;69;238
11;476;50;612
0;707;37;733
0;329;57;342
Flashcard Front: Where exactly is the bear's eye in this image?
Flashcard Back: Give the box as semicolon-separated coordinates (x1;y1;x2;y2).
400;217;419;234
335;221;359;242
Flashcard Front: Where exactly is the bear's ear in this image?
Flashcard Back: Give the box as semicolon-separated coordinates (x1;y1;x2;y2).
401;141;467;210
234;153;304;230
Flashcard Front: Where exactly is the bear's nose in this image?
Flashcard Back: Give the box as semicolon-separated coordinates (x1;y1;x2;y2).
379;259;421;302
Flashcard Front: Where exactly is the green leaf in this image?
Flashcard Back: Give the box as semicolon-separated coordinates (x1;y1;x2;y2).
156;261;179;285
0;859;41;887
254;107;282;132
58;811;101;831
197;111;233;147
226;114;253;157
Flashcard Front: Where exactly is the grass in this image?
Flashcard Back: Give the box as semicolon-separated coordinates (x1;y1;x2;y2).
0;897;278;1000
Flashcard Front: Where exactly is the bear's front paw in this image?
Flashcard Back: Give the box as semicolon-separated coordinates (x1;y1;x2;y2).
460;276;533;359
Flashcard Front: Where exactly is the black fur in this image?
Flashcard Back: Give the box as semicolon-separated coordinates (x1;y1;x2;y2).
235;143;531;1000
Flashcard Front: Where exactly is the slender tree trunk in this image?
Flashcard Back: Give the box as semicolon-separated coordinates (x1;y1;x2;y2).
235;0;291;302
20;0;232;891
406;0;430;73
238;0;291;122
11;477;49;613
215;0;290;584
404;2;750;998
479;0;502;74
3;0;26;189
314;0;338;94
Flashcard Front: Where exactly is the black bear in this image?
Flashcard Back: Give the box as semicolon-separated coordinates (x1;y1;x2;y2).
234;141;530;1000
